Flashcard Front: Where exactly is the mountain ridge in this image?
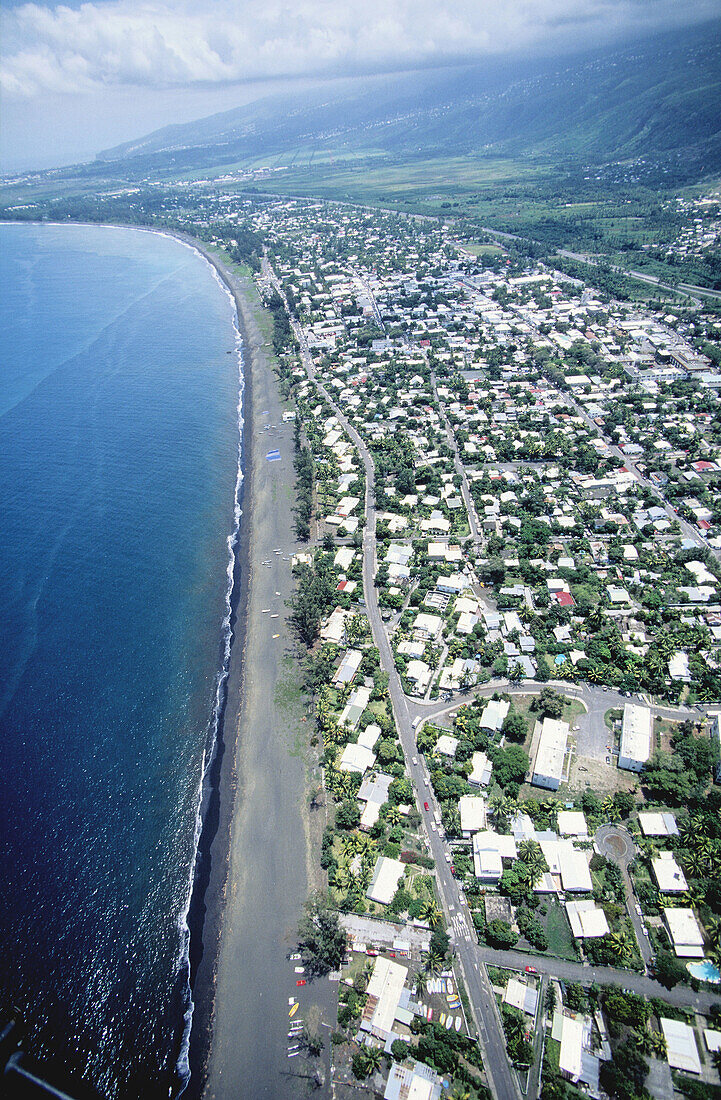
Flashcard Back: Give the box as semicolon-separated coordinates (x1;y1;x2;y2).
97;20;721;178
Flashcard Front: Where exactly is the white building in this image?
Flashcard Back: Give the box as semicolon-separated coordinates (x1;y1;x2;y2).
664;907;705;958
468;751;493;787
480;698;510;732
559;1015;584;1081
557;811;588;838
618;703;652;771
360;956;408;1042
413;612;442;640
531;718;568;790
320;606;354;643
406;659;432;694
339;741;377;774
358;772;393;830
638;811;679;837
566;900;610;939
652;852;688;894
661;1018;702;1075
435;734;459;758
459;795;487;837
504;978;538;1016
334;648;364;685
539;839;593;892
367;857;406;905
339;685;372;729
384;1060;443;1100
472;830;517;881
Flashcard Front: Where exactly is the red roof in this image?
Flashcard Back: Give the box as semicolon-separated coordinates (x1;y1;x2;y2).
555;591;576;607
694;461;715;471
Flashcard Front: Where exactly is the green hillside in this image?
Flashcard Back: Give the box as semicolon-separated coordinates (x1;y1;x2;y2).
98;21;721;177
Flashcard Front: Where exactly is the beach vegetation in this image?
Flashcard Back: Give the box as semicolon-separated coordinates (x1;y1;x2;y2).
293;444;314;541
351;1045;383;1079
297;893;348;976
289;560;336;645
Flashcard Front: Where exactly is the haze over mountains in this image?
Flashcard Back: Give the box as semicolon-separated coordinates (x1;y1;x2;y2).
98;21;721;180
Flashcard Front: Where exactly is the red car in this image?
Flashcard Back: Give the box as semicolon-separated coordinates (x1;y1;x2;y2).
424;801;430;811
524;966;537;974
296;979;306;987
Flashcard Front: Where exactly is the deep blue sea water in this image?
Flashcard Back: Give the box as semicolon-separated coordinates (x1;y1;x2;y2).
0;224;242;1098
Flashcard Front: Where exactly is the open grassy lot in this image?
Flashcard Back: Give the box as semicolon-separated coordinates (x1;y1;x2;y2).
542;897;578;961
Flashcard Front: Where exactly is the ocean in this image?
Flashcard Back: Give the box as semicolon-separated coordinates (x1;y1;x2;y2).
0;223;243;1098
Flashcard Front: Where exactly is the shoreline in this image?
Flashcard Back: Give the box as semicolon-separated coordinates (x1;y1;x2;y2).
173;235;312;1099
172;233;257;1098
1;219;311;1098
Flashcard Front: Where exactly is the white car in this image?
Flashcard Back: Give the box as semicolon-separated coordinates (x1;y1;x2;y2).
412;756;418;766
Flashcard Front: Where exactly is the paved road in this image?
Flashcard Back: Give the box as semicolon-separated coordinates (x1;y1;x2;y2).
264;256;523;1100
474;945;720;1013
596;824;653;969
557;249;721;307
430;368;482;545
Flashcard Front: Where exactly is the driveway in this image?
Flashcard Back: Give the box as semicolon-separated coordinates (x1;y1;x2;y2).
595;825;652;968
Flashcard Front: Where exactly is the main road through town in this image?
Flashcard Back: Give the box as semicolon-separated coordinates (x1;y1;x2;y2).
263;257;522;1100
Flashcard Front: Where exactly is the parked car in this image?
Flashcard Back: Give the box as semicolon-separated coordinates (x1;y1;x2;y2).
525;966;537;974
424;801;430;811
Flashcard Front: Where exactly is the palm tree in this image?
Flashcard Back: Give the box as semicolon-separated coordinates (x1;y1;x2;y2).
603;795;621;823
607;930;634;964
420;898;443;929
631;1029;653;1056
425;949;445;976
385;805;402;827
414;970;428;999
705;914;721;951
681;848;706;879
333;865;352;892
357;1045;382;1077
680;813;705;841
647;1030;667;1058
490;793;516;825
517;840;548;886
504;1010;527;1046
541;797;560;824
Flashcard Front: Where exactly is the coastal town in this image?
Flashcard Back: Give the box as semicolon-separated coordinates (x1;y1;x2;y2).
5;181;721;1099
4;7;721;1100
163;190;721;1100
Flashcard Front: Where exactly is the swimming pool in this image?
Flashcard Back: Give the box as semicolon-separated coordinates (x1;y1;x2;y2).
687;961;721;984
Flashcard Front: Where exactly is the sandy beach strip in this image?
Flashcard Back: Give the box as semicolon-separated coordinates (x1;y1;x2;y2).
177;241;312;1099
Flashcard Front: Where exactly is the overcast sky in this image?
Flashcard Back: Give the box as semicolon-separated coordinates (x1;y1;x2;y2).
1;0;718;172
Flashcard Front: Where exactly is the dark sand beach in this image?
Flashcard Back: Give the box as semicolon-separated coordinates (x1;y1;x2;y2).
179;243;312;1099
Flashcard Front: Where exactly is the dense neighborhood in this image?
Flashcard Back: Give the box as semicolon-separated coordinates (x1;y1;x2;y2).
203;192;721;1100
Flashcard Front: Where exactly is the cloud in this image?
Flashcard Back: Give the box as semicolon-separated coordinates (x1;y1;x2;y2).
1;0;717;98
